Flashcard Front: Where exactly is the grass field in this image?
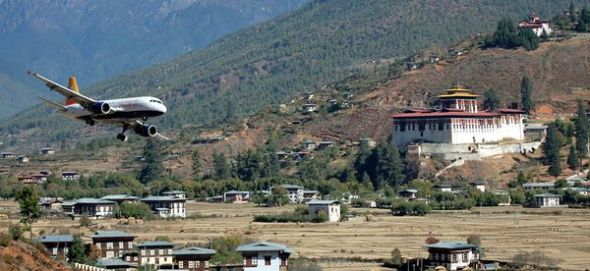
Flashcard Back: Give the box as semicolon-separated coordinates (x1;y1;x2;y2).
1;201;589;270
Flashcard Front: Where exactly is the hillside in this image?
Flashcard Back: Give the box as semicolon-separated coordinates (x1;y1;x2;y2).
3;0;589;147
0;240;71;271
0;0;306;119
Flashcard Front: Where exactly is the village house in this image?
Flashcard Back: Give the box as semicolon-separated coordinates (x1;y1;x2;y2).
524;123;548;142
39;198;63;211
75;198;115;217
399;189;418;200
223;190;250;203
434;183;453;193
360;137;377;148
307;200;341;222
122;251;140;265
302;103;318;113
0;151;15;158
173;247;216;270
236;242;293;271
137;241;175;269
36;234;74;260
534;193;561;208
470;180;486;192
317;141;335;150
302;190;320;202
523;182;555;192
18;174;48;185
95;258;137;270
41;147;56;155
91;231;136;259
492;190;511;206
276;184;304;204
425;241;480;271
141;195;186;218
61;201;77;214
62;171;80;181
301;140;317;150
162;190;187;199
518;14;552;37
391;85;525;146
100;194;139;205
17;155;29;163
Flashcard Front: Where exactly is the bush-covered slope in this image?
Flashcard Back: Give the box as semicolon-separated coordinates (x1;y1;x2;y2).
2;0;589;145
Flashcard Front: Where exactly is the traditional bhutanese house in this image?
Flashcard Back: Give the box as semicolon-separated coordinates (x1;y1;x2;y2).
0;151;15;158
18;173;48;185
92;231;136;259
523;182;555;192
275;184;304;204
236;242;292;271
425;241;480;271
100;194;140;205
162;190;187;199
391;85;525;146
223;190;250;203
524;123;548;142
173;247;216;270
301;140;317;150
17;156;29;163
41;147;56;155
61;201;77;214
35;234;74;260
307;200;341;222
470;180;486;192
399;189;418;200
317;141;335;150
75;198;115;217
137;241;175;269
39;198;63;211
518;14;552;37
62;171;80;181
302;103;318;113
302;190;320;203
141;196;186;218
534;193;561;208
96;258;137;270
434;183;453;193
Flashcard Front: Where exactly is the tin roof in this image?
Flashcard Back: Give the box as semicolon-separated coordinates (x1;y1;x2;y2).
236;241;293;254
173;247;216;256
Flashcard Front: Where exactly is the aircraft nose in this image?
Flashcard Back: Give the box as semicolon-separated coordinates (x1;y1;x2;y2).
160;104;167;114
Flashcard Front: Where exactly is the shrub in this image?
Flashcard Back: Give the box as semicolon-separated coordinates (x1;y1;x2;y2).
0;232;11;246
8;224;24;241
79;216;91;227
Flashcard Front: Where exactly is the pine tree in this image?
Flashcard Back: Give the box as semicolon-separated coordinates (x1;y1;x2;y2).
576;7;590;32
192;149;201;181
483;88;500;110
543;124;562;177
493;18;519;48
137;140;165;183
569;1;577;22
354;140;373;180
517;28;540;50
567;145;580;170
212;151;230;180
16;186;40;226
374;142;405;189
575;101;590;157
520;76;534;114
68;235;87;263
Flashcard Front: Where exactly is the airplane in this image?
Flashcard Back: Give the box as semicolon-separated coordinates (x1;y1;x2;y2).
28;71;169;142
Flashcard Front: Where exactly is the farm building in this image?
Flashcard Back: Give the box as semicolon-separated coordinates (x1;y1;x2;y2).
173;247;216;270
141;196;186;218
35;234;74;260
425;241;480;271
236;242;292;271
91;231;136;259
534;193;561;208
137;241;175;269
307;200;341;222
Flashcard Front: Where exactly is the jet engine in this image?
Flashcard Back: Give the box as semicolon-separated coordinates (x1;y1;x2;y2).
90;102;112;114
134;124;158;138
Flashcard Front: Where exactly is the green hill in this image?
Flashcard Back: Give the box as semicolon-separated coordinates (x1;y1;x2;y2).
2;0;589;146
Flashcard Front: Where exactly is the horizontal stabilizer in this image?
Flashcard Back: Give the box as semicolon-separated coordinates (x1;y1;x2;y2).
38;97;67;112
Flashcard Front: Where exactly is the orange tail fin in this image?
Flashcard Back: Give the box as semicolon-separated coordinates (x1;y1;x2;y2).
65;76;79;105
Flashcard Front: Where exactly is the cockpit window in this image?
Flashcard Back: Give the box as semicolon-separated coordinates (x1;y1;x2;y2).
149;99;162;104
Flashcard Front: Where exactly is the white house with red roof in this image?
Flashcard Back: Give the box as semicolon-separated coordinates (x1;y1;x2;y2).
518;14;552;37
391;85;525;146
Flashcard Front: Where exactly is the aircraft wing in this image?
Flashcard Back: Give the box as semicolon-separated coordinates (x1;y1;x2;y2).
28;71;97;106
38;97;68;112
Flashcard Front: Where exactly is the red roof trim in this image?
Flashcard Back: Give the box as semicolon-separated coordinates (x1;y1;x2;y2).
391;112;501;119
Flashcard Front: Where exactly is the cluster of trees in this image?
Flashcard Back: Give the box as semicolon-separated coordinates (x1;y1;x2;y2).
354;141;405;190
251;186;290;207
253;206;329;223
553;3;590;32
483;18;542;51
114;202;153;219
391;201;430;216
542;101;589;177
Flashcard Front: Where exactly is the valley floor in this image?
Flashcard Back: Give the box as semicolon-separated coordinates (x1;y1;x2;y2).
1;202;589;270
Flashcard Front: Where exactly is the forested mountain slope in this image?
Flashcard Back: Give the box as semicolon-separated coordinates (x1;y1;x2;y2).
0;0;306;119
2;0;589;146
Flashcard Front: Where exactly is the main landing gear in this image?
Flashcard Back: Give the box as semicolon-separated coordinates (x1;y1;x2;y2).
116;124;130;142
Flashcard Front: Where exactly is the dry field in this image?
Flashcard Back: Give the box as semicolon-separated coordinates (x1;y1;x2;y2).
2;201;590;270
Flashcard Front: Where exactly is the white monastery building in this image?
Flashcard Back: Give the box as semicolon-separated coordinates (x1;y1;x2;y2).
392;85;525;146
518;14;552;37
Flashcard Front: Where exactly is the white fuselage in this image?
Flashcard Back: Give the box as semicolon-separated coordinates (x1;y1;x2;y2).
63;96;167;122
